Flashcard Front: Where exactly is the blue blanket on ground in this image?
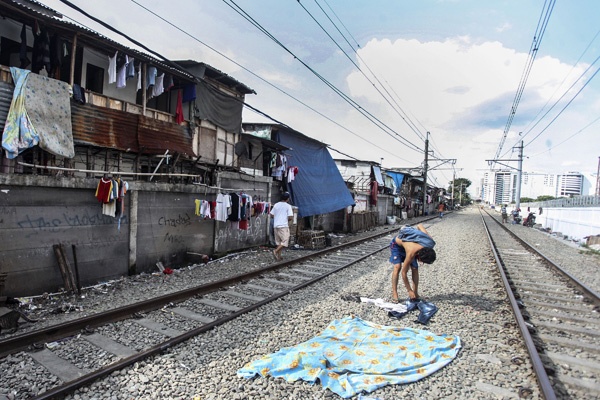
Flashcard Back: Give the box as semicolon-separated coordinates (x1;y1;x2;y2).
237;315;461;398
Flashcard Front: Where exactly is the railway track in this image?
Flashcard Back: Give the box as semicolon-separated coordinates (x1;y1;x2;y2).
481;210;600;400
2;222;424;399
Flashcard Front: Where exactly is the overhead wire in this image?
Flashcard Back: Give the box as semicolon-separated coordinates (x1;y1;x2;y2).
492;0;556;163
53;0;412;164
305;0;428;144
501;28;600;157
221;0;425;154
529;115;600;157
123;0;413;162
523;64;600;147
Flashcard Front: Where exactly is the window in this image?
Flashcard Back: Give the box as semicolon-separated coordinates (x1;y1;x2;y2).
86;63;104;93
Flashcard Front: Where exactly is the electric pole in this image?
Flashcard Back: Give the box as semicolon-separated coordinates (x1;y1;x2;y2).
422;132;429;216
516;140;523;210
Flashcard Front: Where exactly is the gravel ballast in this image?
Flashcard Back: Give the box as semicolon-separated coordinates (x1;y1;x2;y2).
2;206;598;399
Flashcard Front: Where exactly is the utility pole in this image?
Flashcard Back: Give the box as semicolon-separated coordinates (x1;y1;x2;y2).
451;169;455;209
596;156;600;196
516;141;523;210
422;132;429;216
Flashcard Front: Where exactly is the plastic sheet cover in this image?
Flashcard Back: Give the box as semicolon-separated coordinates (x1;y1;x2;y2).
276;129;354;217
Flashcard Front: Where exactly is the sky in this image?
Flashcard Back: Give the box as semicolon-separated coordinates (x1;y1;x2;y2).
40;0;600;195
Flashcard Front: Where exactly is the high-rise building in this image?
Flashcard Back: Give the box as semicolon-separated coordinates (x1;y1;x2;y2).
558;172;584;196
482;170;593;204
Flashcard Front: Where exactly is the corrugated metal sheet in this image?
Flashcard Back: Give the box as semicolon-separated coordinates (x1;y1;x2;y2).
137;115;194;156
71;102;139;152
72;103;193;156
0;81;13;134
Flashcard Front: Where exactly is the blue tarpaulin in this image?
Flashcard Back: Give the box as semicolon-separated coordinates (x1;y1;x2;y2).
275;129;354;217
386;171;405;194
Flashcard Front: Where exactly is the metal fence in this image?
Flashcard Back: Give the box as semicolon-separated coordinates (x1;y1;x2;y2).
522;195;600;209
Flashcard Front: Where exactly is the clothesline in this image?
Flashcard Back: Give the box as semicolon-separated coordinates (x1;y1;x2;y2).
17;161;265;192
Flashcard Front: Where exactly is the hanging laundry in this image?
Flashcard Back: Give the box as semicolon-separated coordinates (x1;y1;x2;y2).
201;200;211;219
136;63;142;91
228;193;241;222
95;177;113;203
146;66;157;89
116;55;129;88
215;193;231;222
194;199;201;217
175;89;184;124
152;73;164;97
32;25;51;74
126;58;136;79
182;83;196;102
107;51;117;84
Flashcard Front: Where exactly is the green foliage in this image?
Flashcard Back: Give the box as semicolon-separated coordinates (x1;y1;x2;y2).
536;195;556;201
447;177;472;205
520;197;535;203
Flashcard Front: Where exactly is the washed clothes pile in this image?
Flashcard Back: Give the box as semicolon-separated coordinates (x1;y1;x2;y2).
388;298;438;325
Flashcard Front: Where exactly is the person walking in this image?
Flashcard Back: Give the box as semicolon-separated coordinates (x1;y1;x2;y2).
437;202;445;218
390;224;436;302
501;204;508;223
270;192;293;261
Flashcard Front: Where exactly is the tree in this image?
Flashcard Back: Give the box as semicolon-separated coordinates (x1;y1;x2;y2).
520;197;535;203
536;195;555;202
448;178;472;206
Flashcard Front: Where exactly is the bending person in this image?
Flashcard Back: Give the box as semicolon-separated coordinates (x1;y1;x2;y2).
389;224;436;302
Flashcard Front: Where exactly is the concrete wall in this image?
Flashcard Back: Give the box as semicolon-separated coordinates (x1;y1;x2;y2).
0;172;273;296
534;207;600;241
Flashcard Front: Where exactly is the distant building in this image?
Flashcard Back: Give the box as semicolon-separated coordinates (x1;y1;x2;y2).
482;170;593;204
558;172;584;196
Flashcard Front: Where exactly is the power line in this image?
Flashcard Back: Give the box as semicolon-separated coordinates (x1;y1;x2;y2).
123;0;414;162
529;115;600;157
222;0;425;154
305;0;428;144
501;28;600;157
492;0;556;164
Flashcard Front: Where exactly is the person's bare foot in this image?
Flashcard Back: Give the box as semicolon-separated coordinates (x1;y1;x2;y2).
272;250;279;261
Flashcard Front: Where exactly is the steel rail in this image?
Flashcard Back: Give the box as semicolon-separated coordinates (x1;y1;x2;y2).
483;209;600;307
0;228;396;358
479;211;556;400
30;234;393;399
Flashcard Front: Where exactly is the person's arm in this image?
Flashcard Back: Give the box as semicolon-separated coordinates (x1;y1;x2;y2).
401;248;419;299
415;223;431;237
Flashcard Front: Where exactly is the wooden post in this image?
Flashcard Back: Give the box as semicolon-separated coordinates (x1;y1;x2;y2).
71;244;81;295
53;245;73;293
59;244;77;293
69;34;78;86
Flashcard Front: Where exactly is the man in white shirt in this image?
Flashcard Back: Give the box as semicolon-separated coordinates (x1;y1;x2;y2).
270;192;293;261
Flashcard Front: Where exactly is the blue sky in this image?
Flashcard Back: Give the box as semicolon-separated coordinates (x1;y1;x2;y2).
41;0;600;193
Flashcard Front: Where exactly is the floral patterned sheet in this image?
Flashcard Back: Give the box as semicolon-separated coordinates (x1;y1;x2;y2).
238;315;461;398
2;67;74;159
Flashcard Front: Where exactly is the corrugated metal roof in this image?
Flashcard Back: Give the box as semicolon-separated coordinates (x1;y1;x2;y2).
174;60;255;95
137;115;193;156
2;0;196;81
71;102;139;152
71;102;193;156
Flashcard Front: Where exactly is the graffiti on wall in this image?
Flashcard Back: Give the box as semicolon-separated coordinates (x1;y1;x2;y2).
214;216;265;251
15;211;128;238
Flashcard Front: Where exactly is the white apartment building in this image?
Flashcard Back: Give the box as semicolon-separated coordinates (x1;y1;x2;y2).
482;170;591;204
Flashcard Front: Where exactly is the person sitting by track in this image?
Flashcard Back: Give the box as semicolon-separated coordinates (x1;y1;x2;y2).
389;224;436;302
